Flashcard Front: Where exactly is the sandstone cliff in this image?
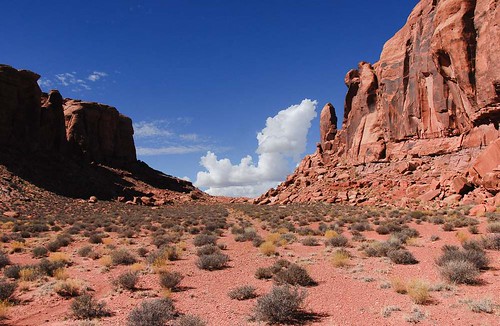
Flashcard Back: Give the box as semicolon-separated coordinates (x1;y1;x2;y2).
0;64;202;205
256;0;499;208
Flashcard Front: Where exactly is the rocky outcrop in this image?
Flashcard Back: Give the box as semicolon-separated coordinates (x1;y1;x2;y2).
0;64;204;204
256;0;499;207
64;100;136;165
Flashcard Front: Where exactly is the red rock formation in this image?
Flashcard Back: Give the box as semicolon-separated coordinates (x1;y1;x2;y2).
0;64;203;203
256;0;499;207
64;100;136;165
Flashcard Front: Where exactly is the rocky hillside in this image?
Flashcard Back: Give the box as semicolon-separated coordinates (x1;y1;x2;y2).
256;0;499;209
0;64;205;209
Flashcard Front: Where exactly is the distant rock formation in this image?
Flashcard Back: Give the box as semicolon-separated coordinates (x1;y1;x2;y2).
0;64;203;204
256;0;499;207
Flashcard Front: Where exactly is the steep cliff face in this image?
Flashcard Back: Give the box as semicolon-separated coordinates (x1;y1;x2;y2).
64;100;136;165
256;0;499;207
0;64;202;203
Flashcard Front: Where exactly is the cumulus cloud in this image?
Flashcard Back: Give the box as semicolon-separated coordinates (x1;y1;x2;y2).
134;121;173;138
195;99;317;198
88;71;108;82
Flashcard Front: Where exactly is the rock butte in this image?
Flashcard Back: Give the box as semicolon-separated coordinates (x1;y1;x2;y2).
255;0;499;208
0;64;206;206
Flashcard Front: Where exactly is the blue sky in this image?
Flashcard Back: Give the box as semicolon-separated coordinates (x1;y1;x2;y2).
1;0;418;197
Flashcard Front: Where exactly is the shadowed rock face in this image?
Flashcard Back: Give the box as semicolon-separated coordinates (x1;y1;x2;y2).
64;100;136;165
0;64;200;202
0;64;137;165
257;0;499;207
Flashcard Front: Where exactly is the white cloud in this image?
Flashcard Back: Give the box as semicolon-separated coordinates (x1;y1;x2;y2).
181;176;191;182
54;72;92;91
88;71;108;82
137;145;209;155
195;99;317;198
133;121;172;138
179;133;199;141
37;78;53;89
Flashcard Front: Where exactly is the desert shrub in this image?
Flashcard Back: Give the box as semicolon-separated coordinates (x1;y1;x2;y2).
32;246;48;258
255;267;273;280
252;236;264;247
159;271;183;290
468;225;479;234
71;293;110;319
4;265;21;279
0;279;16;300
193;234;217;247
351;222;371;232
487;222;500;233
440;260;479;284
54;279;82;297
110;249;137;265
235;229;258;242
301;237;319;246
406;279;430;304
436;246;489;270
254;286;306;324
38;258;66;277
196;244;220;256
442;223;454;232
46;241;62;252
228;285;257;300
481;234;500;250
115;271;138;290
127;298;175;326
273;264;316;287
387;249;418;265
364;240;401;257
404;306;427;323
137;247;149;257
196;253;229;271
462;298;494;313
88;234;103;244
375;225;390;235
176;314;207;326
325;234;348;247
0;252;10;268
78;246;93;257
381;305;401;318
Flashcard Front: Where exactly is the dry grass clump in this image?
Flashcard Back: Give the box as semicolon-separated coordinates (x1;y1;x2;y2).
48;252;71;265
54;279;82;297
253;285;306;324
390;277;407;294
332;249;351;268
406;279;430;304
259;241;277;256
127;298;175;326
486;222;500;233
19;267;39;282
228;285;257;300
